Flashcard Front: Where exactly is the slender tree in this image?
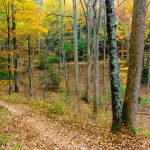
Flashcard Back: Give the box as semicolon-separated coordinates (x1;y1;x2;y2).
105;0;122;132
103;4;107;94
6;2;11;95
59;0;70;93
92;0;99;113
122;0;147;134
72;0;79;96
147;31;150;95
12;2;19;93
28;38;32;96
85;0;92;102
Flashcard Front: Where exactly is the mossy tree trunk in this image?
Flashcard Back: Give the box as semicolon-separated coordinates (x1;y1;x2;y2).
122;0;147;134
105;0;122;132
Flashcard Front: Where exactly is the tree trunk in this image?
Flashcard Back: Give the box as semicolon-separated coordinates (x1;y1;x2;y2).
105;0;122;132
59;0;70;93
122;0;147;134
92;0;98;113
103;4;106;94
12;3;19;93
147;31;150;95
28;38;32;96
85;0;92;102
72;0;79;96
7;3;11;95
93;0;103;113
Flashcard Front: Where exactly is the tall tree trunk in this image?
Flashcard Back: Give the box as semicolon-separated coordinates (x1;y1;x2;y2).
85;0;92;102
28;38;32;96
72;0;79;96
59;0;70;93
105;0;122;132
93;0;103;113
147;31;150;95
122;0;147;134
92;0;98;113
7;3;11;95
12;3;19;93
103;4;106;94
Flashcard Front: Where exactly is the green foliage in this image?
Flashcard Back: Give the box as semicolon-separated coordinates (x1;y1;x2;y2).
37;53;49;70
137;128;150;138
0;56;7;65
0;71;8;80
99;93;111;107
48;55;59;63
64;40;74;61
40;70;61;92
48;104;64;113
78;39;87;61
32;98;66;115
64;39;87;61
37;53;58;70
0;134;11;145
139;96;150;105
121;82;126;98
10;145;20;150
141;65;148;83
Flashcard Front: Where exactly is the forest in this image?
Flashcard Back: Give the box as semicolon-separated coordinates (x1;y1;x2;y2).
0;0;150;149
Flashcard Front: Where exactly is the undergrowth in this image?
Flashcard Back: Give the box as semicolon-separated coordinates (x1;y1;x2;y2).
140;96;150;105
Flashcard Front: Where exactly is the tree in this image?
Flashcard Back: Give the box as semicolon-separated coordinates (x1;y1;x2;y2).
85;0;92;102
92;0;99;113
122;0;147;134
105;0;122;132
12;2;19;93
6;1;11;95
59;0;70;93
147;30;150;95
72;0;79;96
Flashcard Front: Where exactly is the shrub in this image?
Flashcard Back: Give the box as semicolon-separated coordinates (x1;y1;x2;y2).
48;104;64;114
139;96;150;105
0;72;8;80
37;54;59;70
40;71;61;92
64;40;74;61
0;134;11;145
36;53;48;70
48;55;59;64
78;39;87;61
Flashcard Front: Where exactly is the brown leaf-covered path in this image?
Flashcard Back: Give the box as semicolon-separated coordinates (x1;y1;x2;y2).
0;100;150;150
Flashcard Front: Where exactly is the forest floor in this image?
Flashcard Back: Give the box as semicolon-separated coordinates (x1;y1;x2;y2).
0;62;150;149
0;99;150;150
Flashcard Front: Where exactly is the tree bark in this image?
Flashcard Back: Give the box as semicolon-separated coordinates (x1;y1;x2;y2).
103;4;106;94
59;0;70;93
105;0;122;132
85;0;92;102
72;0;79;96
122;0;147;134
147;31;150;95
7;3;11;95
12;3;19;93
28;38;32;96
93;0;103;113
92;0;99;113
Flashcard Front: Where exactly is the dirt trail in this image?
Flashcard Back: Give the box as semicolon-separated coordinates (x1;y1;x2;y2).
0;101;102;150
0;101;150;150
